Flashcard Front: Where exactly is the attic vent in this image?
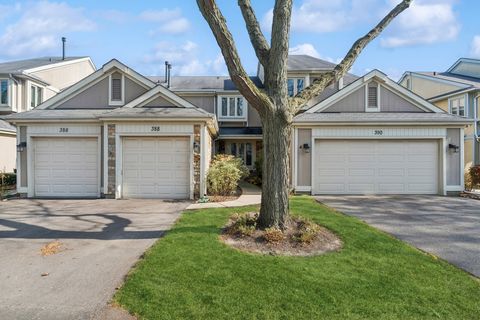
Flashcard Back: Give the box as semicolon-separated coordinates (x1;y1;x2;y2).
111;79;122;101
368;86;378;107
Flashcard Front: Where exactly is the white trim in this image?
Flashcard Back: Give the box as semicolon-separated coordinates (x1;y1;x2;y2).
448;93;468;117
441;137;447;195
460;127;465;189
24;57;96;73
447;58;480;73
365;81;380;112
103;123;109;195
0;78;11;107
108;73;125;106
37;59;155;110
15;126;21;189
402;71;470;89
295;186;311;192
307;70;444;114
200;124;206;198
122;85;199;109
216;95;248;121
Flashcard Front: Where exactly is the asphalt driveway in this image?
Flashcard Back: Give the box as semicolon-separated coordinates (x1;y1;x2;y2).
316;195;480;277
0;199;188;320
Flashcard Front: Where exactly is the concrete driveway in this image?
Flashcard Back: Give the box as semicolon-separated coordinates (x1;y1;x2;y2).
316;195;480;277
0;199;188;320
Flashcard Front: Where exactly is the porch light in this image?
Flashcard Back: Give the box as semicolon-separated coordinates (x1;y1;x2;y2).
301;143;310;153
448;143;459;153
193;141;200;153
16;142;26;152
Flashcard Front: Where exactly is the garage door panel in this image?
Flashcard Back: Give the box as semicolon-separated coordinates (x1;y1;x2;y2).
314;140;438;195
122;137;190;199
34;137;99;197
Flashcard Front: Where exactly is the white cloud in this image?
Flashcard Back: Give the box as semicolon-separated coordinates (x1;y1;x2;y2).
262;0;380;33
381;0;460;48
0;1;95;57
471;36;480;58
289;43;321;58
139;8;190;35
144;41;227;76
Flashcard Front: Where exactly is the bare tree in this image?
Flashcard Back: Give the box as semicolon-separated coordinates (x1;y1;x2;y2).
197;0;412;228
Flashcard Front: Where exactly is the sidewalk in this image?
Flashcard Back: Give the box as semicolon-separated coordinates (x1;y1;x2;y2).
186;181;261;210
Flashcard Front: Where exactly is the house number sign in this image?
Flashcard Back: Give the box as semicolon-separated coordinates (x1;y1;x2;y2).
151;126;161;132
59;127;69;133
373;130;383;136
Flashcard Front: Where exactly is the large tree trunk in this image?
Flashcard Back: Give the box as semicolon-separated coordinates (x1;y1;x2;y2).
258;105;291;229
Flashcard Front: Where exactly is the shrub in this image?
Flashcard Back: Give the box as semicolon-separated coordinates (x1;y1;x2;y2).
0;172;16;186
207;154;249;196
465;163;473;190
225;213;258;237
293;218;321;244
263;227;285;244
470;165;480;189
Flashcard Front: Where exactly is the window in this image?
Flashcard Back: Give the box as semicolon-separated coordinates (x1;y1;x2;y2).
30;85;43;108
228;142;253;166
218;96;247;120
287;77;305;97
365;82;380;111
109;72;124;105
0;79;8;105
449;96;466;117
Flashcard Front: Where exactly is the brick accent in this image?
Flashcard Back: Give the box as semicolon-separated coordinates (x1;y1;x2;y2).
107;124;116;195
193;124;201;199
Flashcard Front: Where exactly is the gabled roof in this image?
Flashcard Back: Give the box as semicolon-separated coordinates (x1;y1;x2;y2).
36;59;156;110
122;85;207;109
0;119;15;133
287;55;337;71
147;76;264;92
306;69;445;114
0;56;94;75
447;58;480;78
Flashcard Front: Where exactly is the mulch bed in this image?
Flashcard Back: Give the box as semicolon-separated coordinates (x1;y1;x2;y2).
207;186;242;203
220;213;342;257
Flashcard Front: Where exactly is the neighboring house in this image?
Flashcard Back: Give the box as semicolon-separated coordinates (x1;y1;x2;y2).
5;56;469;199
0;56;96;173
399;58;480;167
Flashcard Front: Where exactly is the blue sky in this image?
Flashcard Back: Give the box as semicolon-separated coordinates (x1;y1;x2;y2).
0;0;479;80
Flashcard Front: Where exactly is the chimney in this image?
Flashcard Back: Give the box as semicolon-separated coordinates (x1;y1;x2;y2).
62;37;66;60
167;63;172;88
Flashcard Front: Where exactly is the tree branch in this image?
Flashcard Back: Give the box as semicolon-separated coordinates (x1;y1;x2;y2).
238;0;270;67
197;0;272;114
291;0;413;112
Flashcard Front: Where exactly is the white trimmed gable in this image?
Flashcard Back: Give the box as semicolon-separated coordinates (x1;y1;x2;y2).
447;58;480;79
306;70;445;114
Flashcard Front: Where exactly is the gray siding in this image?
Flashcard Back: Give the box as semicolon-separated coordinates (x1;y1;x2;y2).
380;86;424;112
323;86;365;112
446;128;461;186
297;129;311;186
144;96;176;107
180;95;215;113
57;75;148;109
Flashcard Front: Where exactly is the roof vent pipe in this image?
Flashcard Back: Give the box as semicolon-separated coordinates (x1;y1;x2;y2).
62;37;66;60
164;61;169;84
167;63;172;88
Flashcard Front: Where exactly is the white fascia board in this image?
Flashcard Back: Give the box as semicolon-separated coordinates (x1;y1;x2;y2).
23;57;96;73
36;59;156;110
123;85;201;109
429;88;476;102
307;69;445;114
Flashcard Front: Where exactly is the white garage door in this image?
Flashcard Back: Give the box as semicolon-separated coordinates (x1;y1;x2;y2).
122;137;190;199
313;140;438;195
34;137;99;197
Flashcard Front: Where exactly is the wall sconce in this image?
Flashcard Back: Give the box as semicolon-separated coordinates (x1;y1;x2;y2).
193;141;200;153
448;143;459;153
16;142;26;152
300;143;310;153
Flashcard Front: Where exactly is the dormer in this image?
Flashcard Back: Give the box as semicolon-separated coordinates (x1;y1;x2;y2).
447;58;480;79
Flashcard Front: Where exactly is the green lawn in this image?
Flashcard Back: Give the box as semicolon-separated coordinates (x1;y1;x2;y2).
115;196;480;320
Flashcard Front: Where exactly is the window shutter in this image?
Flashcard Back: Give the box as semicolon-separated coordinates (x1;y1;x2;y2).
111;78;122;101
368;86;378;108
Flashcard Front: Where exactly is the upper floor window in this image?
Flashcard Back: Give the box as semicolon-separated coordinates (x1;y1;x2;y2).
365;82;380;112
30;85;43;108
287;78;305;97
109;72;124;106
0;79;8;105
218;96;246;120
449;96;466;117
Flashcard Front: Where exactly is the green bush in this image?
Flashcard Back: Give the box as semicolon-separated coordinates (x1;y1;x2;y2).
207;154;249;196
0;172;16;186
